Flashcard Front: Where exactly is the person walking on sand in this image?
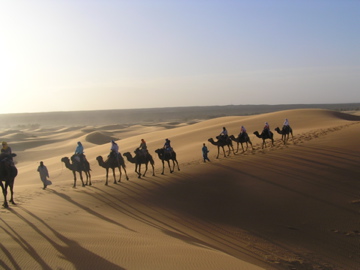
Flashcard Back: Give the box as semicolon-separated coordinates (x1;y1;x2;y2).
37;161;50;189
202;143;210;163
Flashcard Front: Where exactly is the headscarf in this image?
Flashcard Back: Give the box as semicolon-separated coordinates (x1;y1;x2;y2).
2;141;8;150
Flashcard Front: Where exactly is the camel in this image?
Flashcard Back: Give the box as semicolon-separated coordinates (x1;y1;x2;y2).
123;150;155;178
253;130;274;149
208;136;235;158
61;155;91;187
275;126;293;144
229;134;254;153
96;153;129;185
0;153;18;208
155;148;180;175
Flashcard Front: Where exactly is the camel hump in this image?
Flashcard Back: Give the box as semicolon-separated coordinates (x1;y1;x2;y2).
72;155;81;163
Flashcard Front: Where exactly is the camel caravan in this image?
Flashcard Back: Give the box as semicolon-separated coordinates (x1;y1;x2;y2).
208;119;292;158
0;120;293;206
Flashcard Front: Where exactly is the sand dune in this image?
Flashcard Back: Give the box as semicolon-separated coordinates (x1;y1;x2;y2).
1;109;359;269
85;131;119;145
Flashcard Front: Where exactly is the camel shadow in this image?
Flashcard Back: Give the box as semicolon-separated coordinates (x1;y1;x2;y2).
0;232;23;270
50;190;132;231
5;207;125;270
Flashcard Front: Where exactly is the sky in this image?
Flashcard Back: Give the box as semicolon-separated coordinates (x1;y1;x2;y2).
0;0;359;114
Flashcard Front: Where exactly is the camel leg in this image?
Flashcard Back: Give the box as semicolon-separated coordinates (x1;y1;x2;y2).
88;171;92;186
136;164;142;178
122;165;129;180
105;168;109;185
223;146;227;157
8;181;15;205
161;160;165;175
241;143;245;153
115;167;120;183
173;159;180;172
151;163;155;176
86;171;92;186
79;172;85;187
143;163;148;177
72;171;77;188
166;160;172;173
1;182;9;208
113;168;117;184
171;160;176;173
227;145;234;156
290;132;294;143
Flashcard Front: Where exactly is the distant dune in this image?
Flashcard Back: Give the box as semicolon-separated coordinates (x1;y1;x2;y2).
1;103;359;128
1;108;359;270
85;131;119;145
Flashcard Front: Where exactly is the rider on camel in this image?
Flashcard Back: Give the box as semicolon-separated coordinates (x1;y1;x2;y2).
219;127;228;141
110;140;120;165
239;125;247;139
263;122;271;137
74;141;86;163
282;118;290;132
138;139;148;157
164;139;173;154
1;141;14;165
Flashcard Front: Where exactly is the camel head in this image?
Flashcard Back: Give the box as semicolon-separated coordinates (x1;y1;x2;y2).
253;131;261;138
61;157;70;163
155;148;164;157
96;156;104;162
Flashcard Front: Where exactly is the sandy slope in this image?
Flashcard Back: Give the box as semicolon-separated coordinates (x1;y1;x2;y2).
1;109;359;270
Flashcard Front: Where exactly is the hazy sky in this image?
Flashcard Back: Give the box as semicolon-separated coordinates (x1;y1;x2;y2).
1;0;359;114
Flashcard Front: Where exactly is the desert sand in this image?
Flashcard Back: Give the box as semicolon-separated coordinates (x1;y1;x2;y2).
1;108;359;269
